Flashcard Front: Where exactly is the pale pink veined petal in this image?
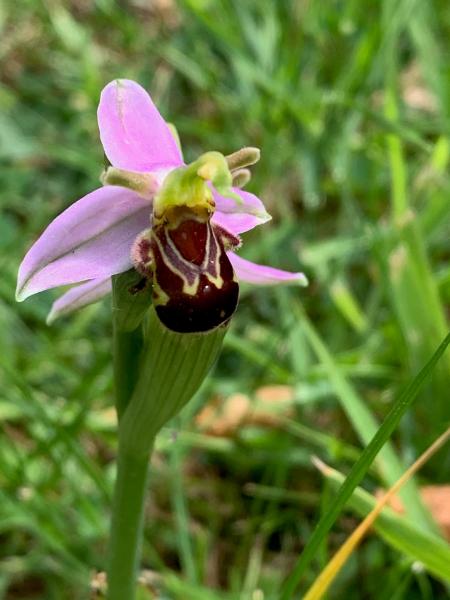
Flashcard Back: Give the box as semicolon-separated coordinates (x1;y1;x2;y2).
98;79;183;172
228;252;308;286
212;209;271;235
47;277;112;324
212;188;271;234
16;186;150;301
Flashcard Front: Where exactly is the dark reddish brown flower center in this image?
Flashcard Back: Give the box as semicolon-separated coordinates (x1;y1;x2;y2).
167;219;207;265
141;216;239;333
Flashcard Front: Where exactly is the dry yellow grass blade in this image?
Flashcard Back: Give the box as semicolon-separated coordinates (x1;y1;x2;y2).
304;426;450;600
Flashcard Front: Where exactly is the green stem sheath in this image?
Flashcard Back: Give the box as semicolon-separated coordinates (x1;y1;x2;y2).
107;443;152;600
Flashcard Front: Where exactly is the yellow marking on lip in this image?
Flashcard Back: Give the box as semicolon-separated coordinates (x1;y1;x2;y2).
152;280;170;307
152;229;201;296
152;220;227;297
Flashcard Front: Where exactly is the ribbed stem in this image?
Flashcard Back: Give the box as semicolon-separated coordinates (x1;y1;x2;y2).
119;308;227;458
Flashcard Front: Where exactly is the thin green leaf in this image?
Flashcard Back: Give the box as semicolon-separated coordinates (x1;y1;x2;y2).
297;304;435;532
321;463;450;583
280;332;450;599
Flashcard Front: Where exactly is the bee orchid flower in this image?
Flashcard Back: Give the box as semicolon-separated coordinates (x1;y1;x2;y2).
16;79;307;330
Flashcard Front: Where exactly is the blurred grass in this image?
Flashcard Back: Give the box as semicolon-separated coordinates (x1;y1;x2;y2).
0;0;449;598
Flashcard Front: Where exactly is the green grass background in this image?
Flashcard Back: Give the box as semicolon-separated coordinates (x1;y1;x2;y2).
0;0;449;598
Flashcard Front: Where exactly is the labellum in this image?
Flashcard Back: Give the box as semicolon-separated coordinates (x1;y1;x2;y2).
133;206;240;334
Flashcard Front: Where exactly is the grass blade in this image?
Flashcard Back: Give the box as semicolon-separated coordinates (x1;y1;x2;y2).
305;426;450;599
316;458;450;585
280;332;450;599
297;304;435;531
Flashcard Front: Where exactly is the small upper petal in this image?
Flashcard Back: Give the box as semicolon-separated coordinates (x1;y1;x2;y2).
212;210;270;236
212;188;271;234
16;186;150;301
228;252;308;286
47;277;112;324
98;79;183;172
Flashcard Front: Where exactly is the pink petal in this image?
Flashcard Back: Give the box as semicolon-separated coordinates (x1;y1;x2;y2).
212;188;271;234
228;252;308;286
98;79;183;172
212;210;270;235
47;277;112;324
17;186;150;301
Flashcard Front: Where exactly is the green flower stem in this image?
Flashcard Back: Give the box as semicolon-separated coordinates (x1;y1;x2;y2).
111;270;150;417
108;271;151;599
113;323;143;418
107;442;152;600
